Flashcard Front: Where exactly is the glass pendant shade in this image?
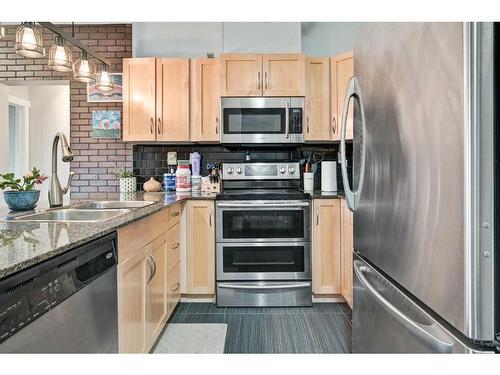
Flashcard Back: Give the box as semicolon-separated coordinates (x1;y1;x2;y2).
15;22;45;58
73;51;96;82
95;65;114;92
0;26;5;40
48;35;72;72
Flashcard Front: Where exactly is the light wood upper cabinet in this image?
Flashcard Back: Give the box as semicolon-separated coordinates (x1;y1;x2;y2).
340;199;354;308
331;52;354;141
312;199;341;295
145;233;168;349
117;246;148;353
220;54;262;96
186;200;215;295
262;54;305;96
305;57;331;141
156;58;190;141
123;58;157;142
191;58;220;142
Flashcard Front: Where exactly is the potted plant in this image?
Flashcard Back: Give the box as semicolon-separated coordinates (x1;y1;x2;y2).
113;168;136;193
0;167;48;211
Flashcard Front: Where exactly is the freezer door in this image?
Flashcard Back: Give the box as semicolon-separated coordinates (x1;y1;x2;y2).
352;257;485;353
347;22;497;341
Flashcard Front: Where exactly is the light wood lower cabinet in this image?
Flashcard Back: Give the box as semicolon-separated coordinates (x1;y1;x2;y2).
312;199;342;295
117;204;182;353
186;200;215;295
340;199;354;307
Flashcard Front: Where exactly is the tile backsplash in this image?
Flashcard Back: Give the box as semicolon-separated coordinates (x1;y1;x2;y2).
133;144;353;191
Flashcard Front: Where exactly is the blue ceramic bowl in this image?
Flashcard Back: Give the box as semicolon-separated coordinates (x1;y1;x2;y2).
3;190;41;211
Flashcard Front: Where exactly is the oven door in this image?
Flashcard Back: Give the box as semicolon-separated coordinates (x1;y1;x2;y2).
221;97;301;144
216;200;311;243
216;242;311;281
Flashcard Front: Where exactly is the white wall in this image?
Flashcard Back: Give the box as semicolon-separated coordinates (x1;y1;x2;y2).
0;83;9;173
29;84;70;200
301;22;365;56
133;22;301;57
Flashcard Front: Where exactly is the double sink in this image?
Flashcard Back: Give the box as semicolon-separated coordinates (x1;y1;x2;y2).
10;200;157;223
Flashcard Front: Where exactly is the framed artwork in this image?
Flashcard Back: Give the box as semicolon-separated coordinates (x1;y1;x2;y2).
87;73;123;102
91;111;121;139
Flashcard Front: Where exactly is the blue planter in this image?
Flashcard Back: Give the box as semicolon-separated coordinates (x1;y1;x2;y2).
3;190;41;211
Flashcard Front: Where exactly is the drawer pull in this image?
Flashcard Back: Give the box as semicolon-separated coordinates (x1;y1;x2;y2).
171;242;180;249
171;211;180;217
171;282;180;292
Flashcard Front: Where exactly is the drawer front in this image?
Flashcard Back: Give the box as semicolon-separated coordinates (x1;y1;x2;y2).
169;203;181;228
117;208;169;263
167;223;181;272
167;262;181;318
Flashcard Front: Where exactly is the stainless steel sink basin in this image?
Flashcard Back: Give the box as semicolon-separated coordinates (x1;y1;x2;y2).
12;208;130;222
75;201;157;210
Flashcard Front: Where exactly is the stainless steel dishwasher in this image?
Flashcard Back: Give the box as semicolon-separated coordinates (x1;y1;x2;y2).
0;232;118;353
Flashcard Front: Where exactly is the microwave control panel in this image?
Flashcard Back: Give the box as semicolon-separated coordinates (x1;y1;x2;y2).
289;108;303;134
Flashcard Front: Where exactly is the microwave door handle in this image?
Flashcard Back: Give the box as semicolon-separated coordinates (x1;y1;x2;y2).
285;101;290;139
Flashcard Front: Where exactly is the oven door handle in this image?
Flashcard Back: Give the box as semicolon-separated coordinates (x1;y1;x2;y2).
217;202;310;208
218;282;311;290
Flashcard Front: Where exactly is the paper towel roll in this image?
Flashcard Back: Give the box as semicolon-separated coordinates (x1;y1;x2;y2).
321;161;337;192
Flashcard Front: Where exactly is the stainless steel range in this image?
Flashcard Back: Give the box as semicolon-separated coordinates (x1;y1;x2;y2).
216;161;312;307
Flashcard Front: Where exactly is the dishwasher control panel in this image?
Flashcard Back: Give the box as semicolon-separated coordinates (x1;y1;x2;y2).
0;273;76;343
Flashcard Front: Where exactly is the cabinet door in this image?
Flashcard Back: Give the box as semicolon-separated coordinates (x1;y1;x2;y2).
123;58;156;141
156;58;190;141
331;52;354;141
117;247;147;353
312;199;341;295
262;54;305;96
186;200;215;294
191;58;220;142
220;54;262;96
145;233;168;349
340;199;354;307
167;261;181;319
305;57;331;141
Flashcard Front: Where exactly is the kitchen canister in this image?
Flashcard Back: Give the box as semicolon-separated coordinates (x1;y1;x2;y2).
175;164;191;192
303;172;314;191
321;161;338;192
191;175;201;192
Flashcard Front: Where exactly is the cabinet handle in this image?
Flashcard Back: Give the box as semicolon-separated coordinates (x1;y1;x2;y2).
209;210;212;227
146;256;154;284
158;117;162;134
316;208;319;226
332;116;337;134
171;282;180;292
306;116;310;134
171;211;180;217
257;72;261;90
215;117;219;134
149;117;154;134
171;242;180;249
265;72;268;90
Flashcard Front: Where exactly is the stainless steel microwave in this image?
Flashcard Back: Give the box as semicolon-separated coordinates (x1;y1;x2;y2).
220;97;304;144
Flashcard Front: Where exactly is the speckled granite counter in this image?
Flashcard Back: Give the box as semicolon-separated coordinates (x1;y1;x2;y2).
304;190;345;199
0;191;217;280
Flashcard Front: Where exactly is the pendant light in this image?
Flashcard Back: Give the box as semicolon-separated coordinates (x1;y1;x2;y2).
95;65;114;93
73;50;96;82
48;35;73;72
15;22;45;58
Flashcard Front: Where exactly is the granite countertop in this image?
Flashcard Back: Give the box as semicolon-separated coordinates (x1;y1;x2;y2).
305;190;345;199
0;191;217;280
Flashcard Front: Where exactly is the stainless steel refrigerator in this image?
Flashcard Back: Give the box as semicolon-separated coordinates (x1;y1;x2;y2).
339;23;499;353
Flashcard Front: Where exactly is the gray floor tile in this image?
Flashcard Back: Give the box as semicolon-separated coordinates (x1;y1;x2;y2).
224;306;265;314
187;302;226;314
169;313;225;324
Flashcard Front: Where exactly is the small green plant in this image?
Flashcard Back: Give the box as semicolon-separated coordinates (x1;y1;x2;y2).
113;168;135;179
0;167;48;191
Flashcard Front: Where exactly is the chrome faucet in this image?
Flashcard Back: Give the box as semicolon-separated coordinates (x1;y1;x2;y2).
48;132;75;208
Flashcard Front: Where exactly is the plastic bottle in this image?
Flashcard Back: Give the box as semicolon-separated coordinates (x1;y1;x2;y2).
192;152;201;176
175;165;191;192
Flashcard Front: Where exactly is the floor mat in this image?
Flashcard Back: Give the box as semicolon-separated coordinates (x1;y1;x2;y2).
153;323;227;354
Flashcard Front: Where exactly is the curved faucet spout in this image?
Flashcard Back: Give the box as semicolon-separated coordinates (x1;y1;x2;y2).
49;132;74;208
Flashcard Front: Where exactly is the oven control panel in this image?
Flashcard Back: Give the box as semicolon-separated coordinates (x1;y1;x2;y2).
223;162;300;180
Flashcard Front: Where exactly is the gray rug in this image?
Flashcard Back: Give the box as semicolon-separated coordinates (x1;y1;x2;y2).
153;323;227;354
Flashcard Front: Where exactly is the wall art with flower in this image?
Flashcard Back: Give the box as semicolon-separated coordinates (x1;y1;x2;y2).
91;110;121;139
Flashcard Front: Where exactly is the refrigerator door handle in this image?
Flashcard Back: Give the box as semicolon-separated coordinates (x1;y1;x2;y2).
353;260;455;352
340;76;366;211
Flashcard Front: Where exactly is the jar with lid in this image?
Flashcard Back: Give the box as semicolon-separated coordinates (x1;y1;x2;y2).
175;165;191;192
